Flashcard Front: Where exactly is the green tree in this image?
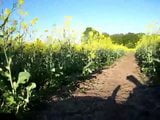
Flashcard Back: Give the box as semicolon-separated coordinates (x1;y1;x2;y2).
81;27;100;43
111;33;144;48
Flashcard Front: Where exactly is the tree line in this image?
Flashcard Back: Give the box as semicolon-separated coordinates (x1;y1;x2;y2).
82;27;145;48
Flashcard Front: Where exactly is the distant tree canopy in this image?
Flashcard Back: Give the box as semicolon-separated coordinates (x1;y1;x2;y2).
82;27;100;43
110;33;145;48
82;27;111;44
102;32;109;37
82;27;144;48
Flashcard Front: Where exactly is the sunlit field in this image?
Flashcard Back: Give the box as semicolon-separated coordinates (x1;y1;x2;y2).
0;0;160;120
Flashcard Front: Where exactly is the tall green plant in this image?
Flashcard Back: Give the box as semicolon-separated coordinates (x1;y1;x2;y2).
0;0;36;114
0;57;36;114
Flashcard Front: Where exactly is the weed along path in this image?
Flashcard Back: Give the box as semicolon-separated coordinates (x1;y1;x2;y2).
28;53;160;120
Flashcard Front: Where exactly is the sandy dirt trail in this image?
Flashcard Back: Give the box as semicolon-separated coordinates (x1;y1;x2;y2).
74;53;145;102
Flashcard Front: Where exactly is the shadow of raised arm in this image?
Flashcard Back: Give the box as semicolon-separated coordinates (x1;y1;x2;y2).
107;85;121;103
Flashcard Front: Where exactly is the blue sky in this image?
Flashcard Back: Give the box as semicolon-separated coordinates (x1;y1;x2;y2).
2;0;160;35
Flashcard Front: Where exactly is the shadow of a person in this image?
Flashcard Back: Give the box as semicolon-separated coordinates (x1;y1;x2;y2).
127;75;142;87
107;85;121;104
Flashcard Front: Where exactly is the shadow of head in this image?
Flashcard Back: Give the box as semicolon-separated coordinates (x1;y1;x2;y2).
126;75;142;86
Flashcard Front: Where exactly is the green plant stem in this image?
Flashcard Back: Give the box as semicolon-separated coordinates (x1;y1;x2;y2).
3;47;15;94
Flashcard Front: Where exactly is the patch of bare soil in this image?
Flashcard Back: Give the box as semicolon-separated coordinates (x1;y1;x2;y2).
25;53;160;120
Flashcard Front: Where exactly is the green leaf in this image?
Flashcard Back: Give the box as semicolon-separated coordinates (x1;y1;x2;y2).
154;58;160;62
4;71;10;78
5;94;16;105
5;66;10;71
26;82;36;91
26;83;36;103
17;72;30;85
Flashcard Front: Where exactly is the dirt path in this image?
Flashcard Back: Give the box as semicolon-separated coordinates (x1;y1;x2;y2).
73;53;145;102
27;53;160;120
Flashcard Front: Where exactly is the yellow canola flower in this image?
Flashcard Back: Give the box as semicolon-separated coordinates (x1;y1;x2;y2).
21;22;28;30
31;18;39;25
19;0;25;5
4;8;11;15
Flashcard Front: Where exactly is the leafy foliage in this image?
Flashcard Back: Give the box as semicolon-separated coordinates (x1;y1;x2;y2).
110;33;144;48
2;40;125;91
0;0;36;115
136;35;160;85
0;65;36;113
